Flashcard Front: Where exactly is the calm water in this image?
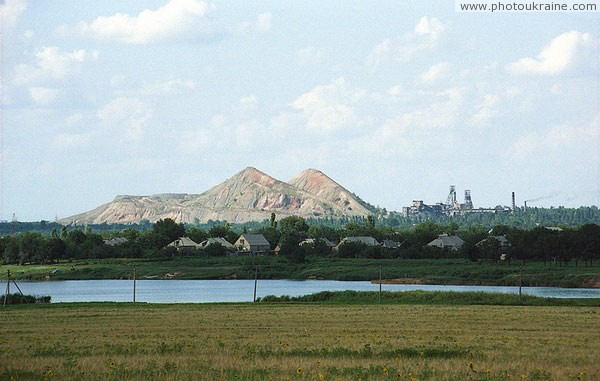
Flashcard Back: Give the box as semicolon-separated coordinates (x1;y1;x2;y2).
2;280;599;303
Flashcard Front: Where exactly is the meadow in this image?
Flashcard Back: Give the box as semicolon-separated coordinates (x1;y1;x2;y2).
1;302;599;380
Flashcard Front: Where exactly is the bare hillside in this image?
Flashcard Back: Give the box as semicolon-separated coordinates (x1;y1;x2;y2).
61;167;376;224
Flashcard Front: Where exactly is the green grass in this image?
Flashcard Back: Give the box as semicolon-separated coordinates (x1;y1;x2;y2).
257;290;600;306
2;256;599;288
1;302;599;380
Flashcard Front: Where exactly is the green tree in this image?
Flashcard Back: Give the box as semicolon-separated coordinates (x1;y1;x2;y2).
307;225;339;242
208;223;239;244
258;226;280;250
153;218;186;241
148;218;186;249
478;237;500;263
203;242;226;257
461;240;481;262
208;223;230;238
1;236;20;264
365;215;375;229
343;223;368;238
45;238;66;263
187;227;208;244
19;232;45;264
278;216;309;262
335;241;367;258
279;216;309;237
67;229;87;245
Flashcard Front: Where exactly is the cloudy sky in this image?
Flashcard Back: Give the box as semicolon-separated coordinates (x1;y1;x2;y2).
1;0;599;221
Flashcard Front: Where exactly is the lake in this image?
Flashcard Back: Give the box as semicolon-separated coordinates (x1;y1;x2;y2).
2;280;599;303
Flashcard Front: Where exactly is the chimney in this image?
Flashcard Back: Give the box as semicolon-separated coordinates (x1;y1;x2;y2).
512;192;516;211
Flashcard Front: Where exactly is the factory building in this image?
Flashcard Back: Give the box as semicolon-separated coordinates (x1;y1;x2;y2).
402;186;512;218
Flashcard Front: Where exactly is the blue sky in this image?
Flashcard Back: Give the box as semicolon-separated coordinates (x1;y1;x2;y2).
1;0;599;221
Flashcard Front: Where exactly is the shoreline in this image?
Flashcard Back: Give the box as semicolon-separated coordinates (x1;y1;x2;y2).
2;257;600;289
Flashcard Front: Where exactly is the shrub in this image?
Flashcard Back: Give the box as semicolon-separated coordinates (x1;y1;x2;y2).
0;293;51;304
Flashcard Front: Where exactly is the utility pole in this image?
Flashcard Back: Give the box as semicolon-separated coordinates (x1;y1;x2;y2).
3;270;10;307
378;265;382;304
518;262;523;304
133;267;136;304
253;266;258;303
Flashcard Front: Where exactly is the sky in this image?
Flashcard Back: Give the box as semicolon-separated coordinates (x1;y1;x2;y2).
0;0;599;222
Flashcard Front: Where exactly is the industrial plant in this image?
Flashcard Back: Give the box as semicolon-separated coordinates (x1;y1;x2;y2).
401;186;513;218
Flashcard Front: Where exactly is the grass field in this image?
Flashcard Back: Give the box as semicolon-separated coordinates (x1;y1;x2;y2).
2;257;599;288
1;302;599;380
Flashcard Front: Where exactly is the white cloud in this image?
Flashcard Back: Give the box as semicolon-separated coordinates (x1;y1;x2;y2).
232;12;272;34
97;97;153;141
180;115;270;155
256;13;272;32
72;0;214;44
29;87;60;105
239;95;258;110
507;31;592;75
471;94;500;124
510;122;598;159
23;29;35;39
291;77;358;134
387;85;403;96
0;0;27;29
66;113;84;127
141;79;196;96
414;16;445;40
470;85;523;125
110;75;127;88
234;121;263;151
346;87;464;160
420;62;451;84
297;46;325;65
14;46;98;85
53;132;94;150
367;16;446;67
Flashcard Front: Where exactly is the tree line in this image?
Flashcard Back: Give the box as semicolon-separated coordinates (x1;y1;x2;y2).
2;206;600;237
1;215;599;266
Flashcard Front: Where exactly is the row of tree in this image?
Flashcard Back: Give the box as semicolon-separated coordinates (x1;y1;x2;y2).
2;206;600;237
1;215;599;266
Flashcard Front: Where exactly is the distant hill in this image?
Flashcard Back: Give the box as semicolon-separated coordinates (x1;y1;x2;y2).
288;168;376;215
60;167;376;224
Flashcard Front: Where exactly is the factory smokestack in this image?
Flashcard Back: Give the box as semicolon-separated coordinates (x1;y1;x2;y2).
512;192;516;212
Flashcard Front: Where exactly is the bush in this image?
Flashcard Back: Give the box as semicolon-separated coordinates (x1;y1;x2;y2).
0;293;51;304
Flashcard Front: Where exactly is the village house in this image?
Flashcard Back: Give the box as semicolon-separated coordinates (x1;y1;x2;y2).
234;234;271;255
103;237;128;247
199;237;236;252
299;238;336;248
426;234;465;250
334;236;380;251
478;235;511;248
477;235;511;260
167;237;201;252
381;239;402;249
